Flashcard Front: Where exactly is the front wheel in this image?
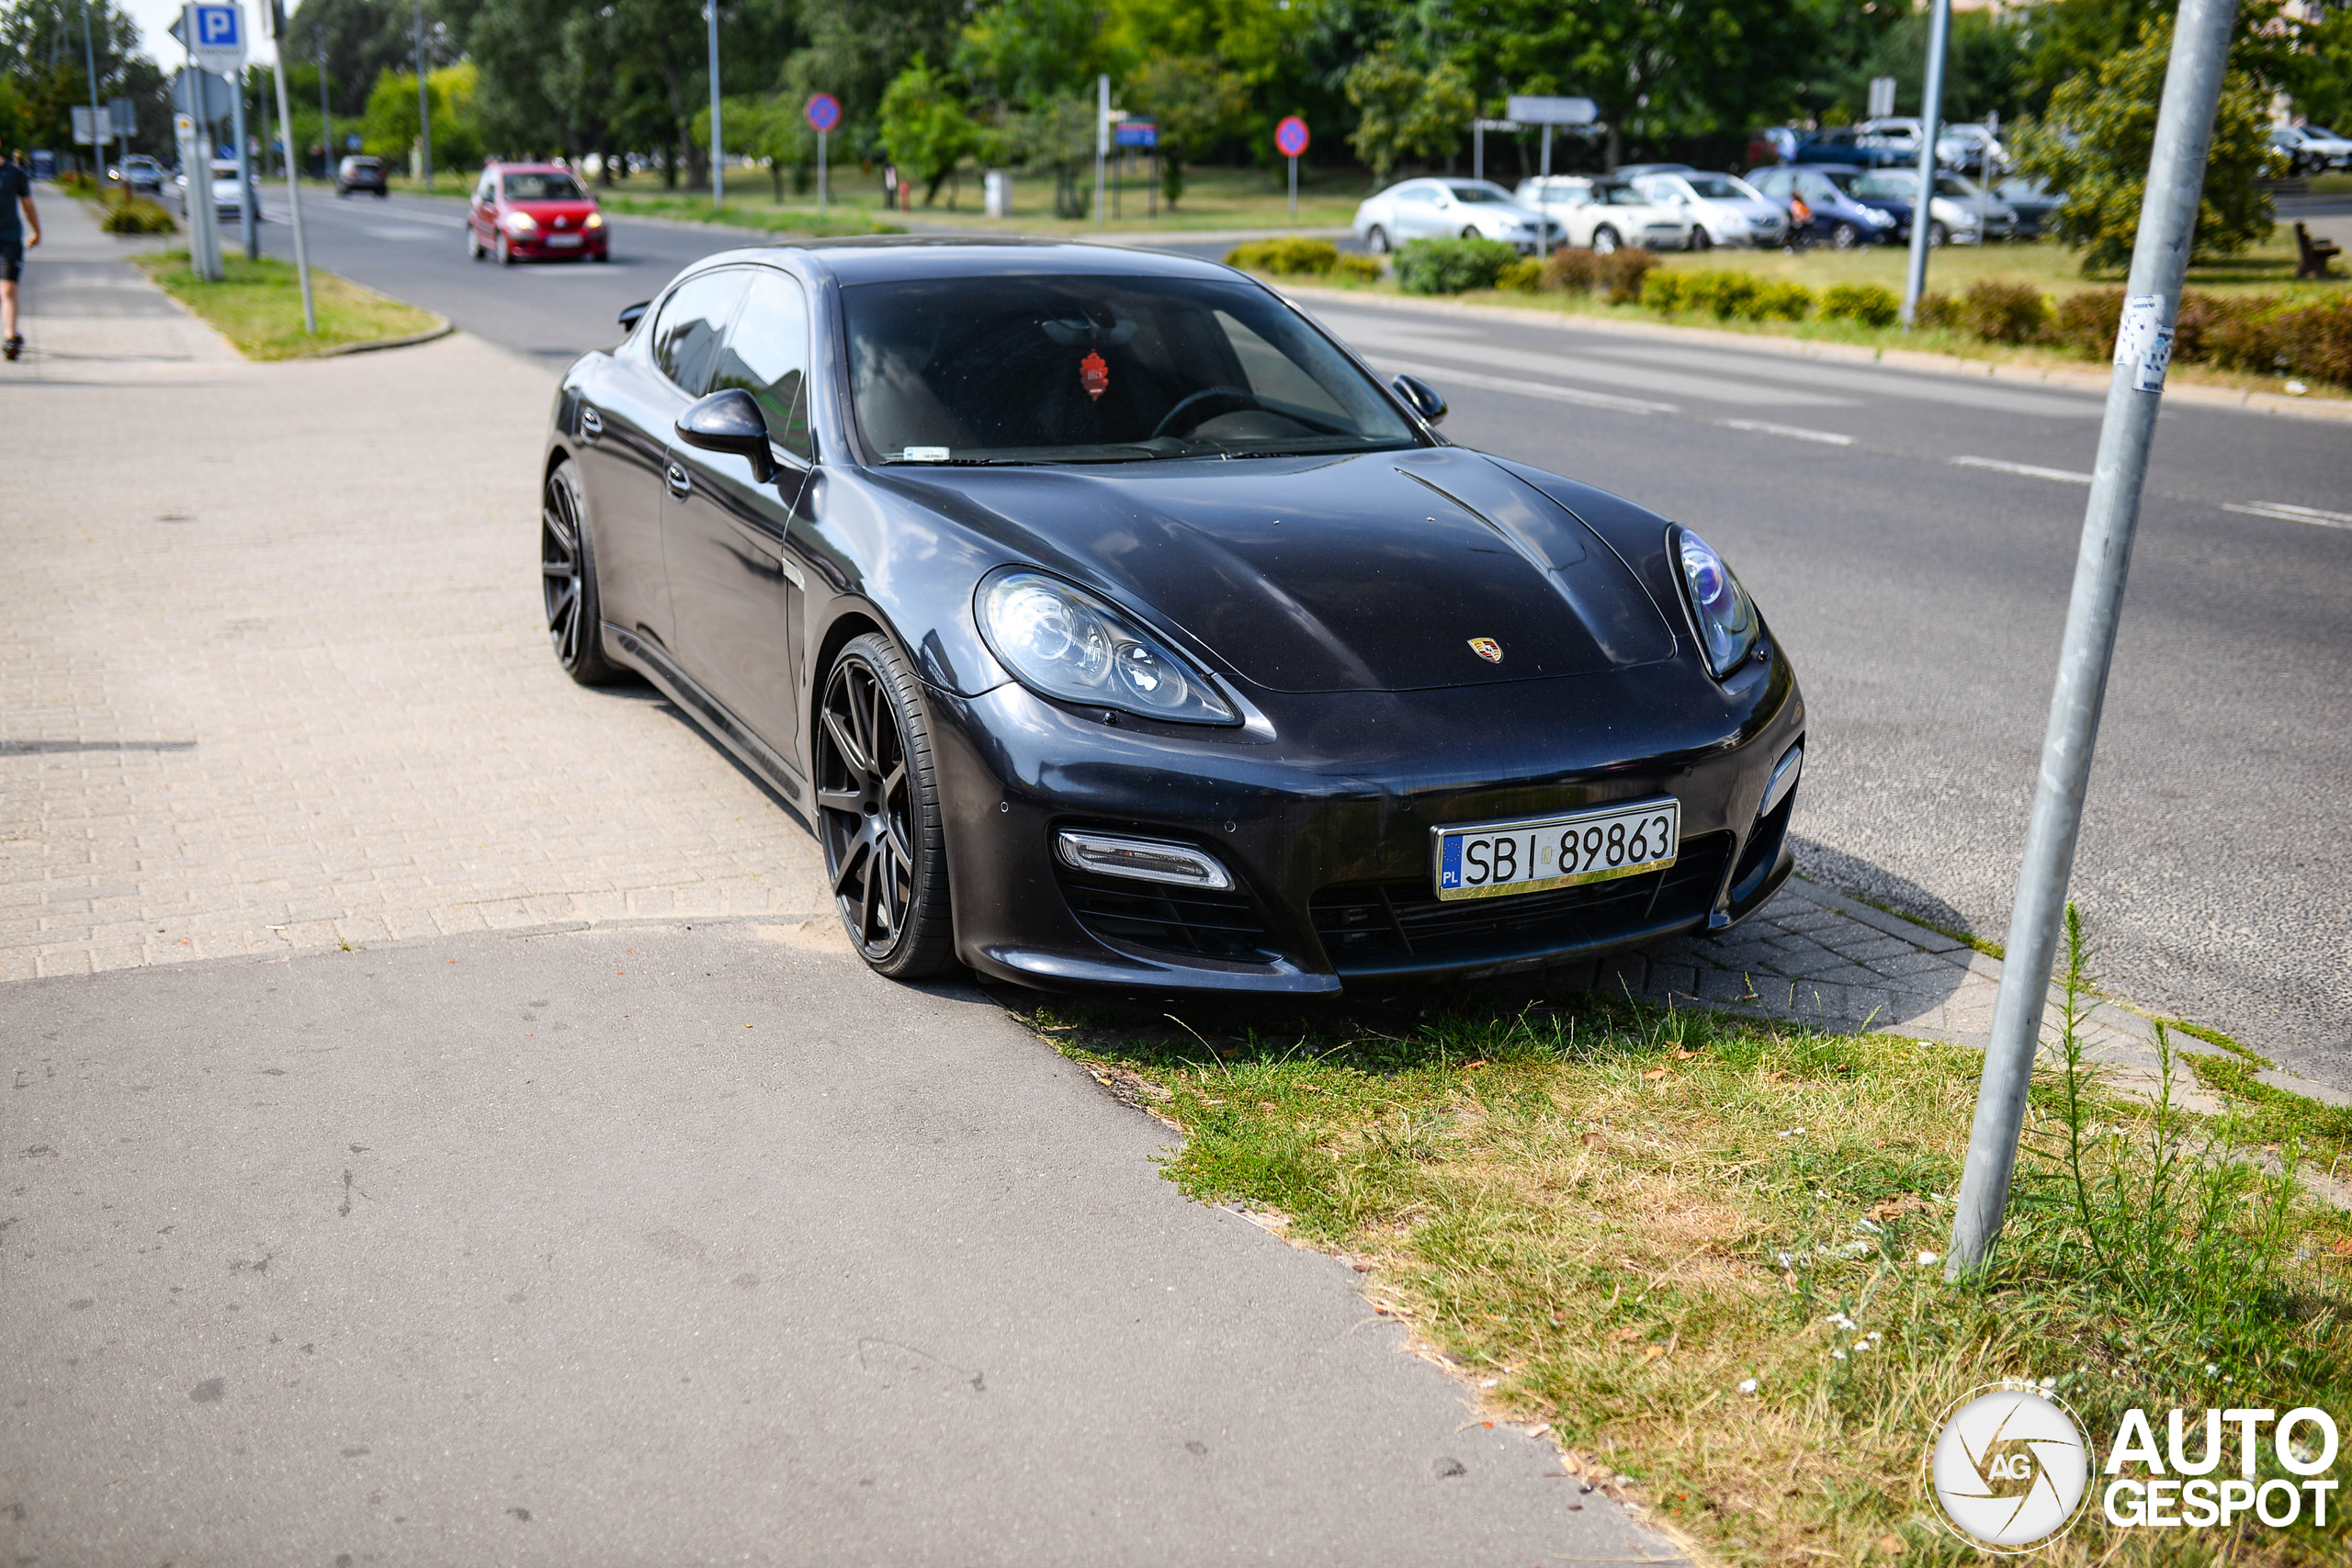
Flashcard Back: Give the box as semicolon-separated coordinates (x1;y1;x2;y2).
496;232;514;265
1460;224;1482;240
1830;221;1860;251
1689;226;1713;252
540;459;624;685
1928;220;1949;248
1364;224;1390;254
1590;225;1620;254
468;227;484;260
814;634;956;978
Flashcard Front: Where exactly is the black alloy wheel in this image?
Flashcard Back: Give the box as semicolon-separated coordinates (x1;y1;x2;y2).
1364;224;1390;254
1690;226;1713;252
815;634;955;977
1590;225;1620;254
540;459;622;685
1831;220;1860;250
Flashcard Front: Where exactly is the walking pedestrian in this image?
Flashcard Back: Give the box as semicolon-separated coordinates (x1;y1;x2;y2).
1;143;39;362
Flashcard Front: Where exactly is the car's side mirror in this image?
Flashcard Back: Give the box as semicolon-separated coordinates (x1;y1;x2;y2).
1391;373;1447;426
676;388;775;483
617;299;650;332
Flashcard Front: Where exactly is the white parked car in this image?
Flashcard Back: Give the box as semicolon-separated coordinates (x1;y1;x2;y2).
1514;175;1694;252
1352;177;1566;254
2273;124;2352;172
1631;170;1787;249
175;158;247;221
1857;117;2007;171
1852;169;2018;245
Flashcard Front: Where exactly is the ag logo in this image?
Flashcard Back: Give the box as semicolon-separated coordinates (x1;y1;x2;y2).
1927;1385;2091;1551
1467;637;1503;663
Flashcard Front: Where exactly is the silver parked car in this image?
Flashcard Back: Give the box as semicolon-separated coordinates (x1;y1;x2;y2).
1352;177;1565;254
174;158;247;222
1514;175;1694;253
1851;169;2016;245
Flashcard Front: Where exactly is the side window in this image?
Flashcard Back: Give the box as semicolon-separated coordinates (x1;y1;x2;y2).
1800;174;1837;203
473;173;493;204
650;270;752;398
707;269;814;461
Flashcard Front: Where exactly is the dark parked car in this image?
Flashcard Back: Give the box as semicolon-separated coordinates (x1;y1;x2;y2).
1747;164;1908;248
1992;177;2064;239
542;241;1804;990
1787;128;1911;171
469;162;606;264
336;154;387;197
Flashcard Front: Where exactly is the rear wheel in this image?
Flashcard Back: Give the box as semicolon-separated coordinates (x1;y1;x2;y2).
814;634;956;978
468;226;484;260
1460;224;1482;240
540;459;623;685
1364;224;1390;254
1830;220;1860;250
1690;225;1713;252
1928;220;1949;247
1590;225;1620;254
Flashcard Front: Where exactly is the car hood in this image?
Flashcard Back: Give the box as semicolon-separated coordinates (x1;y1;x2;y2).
509;199;599;223
883;447;1679;694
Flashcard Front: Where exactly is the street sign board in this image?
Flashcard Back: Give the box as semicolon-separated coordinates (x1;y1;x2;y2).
1114;120;1157;148
173;67;238;123
73;106;99;144
110;96;137;136
1868;76;1898;119
186;4;247;76
1505;96;1597;126
804;93;841;133
1273;115;1309;157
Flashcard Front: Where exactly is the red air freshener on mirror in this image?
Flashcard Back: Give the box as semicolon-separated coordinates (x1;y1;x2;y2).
1080;351;1110;400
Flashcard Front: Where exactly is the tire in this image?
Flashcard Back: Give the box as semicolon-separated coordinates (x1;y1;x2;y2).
814;633;956;978
468;227;483;260
1364;224;1390;254
1830;221;1859;251
496;231;514;265
591;249;609;264
1689;225;1713;252
1928;220;1949;248
1590;225;1620;254
1460;224;1482;240
540;459;625;686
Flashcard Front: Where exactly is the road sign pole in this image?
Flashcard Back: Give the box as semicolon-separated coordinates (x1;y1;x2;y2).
318;48;331;183
1537;125;1552;262
1946;0;2240;1280
230;73;257;258
705;0;722;207
265;2;314;332
1287;154;1296;221
1899;0;1951;328
816;129;826;214
412;0;430;189
78;0;106;188
1094;74;1108;228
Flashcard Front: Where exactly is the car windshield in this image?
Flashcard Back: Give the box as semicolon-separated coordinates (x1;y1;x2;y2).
843;273;1419;466
1685;175;1751;200
1446;185;1513;202
1815;168;1860;193
347;158;379;170
1598;183;1649;206
1935;175;1983;198
505;173;584;201
1854;172;1917;200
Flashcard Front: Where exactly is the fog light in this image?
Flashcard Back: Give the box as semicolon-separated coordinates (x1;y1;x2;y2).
1056;829;1233;890
1759;743;1802;819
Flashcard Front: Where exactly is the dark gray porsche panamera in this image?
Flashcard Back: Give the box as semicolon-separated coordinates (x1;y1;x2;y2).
540;238;1804;994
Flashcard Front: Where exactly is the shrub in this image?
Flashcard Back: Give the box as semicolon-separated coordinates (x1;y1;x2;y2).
100;197;177;235
1332;254;1383;283
1639;270;1685;312
1819;282;1900;328
2272;297;2352;386
1752;280;1815;321
2044;288;2126;357
1494;256;1544;292
1224;237;1340;276
1959;278;2050;344
1914;289;1960;330
1540;247;1600;293
1393;236;1521;296
1677;269;1761;320
1594;248;1658;304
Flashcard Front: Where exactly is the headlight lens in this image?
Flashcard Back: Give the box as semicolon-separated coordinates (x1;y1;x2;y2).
978;570;1237;725
584;211;604;228
505;209;538;231
1674;526;1760;678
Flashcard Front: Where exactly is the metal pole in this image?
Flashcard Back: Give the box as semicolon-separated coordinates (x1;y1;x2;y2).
1537;124;1551;262
1287;153;1295;221
412;0;429;189
269;48;314;331
318;45;331;183
1474;121;1482;184
231;72;256;257
1094;73;1108;227
79;0;105;189
816;128;826;215
1898;0;1951;328
1945;0;2240;1280
705;0;721;205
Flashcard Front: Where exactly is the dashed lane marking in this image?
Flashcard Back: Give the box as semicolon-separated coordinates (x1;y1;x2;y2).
1718;419;1853;446
1950;455;2093;483
2222;501;2352;530
1371;356;1678;415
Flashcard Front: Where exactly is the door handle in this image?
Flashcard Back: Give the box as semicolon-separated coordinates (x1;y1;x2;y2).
665;461;692;497
579;406;603;440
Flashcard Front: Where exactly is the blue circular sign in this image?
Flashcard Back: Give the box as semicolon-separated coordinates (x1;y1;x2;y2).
805;93;842;134
1274;116;1309;158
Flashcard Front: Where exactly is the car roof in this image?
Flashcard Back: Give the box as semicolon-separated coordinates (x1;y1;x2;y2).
492;162;576;175
677;237;1247;289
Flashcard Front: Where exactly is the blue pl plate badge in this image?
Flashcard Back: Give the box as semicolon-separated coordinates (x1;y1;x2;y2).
1441;836;1464;890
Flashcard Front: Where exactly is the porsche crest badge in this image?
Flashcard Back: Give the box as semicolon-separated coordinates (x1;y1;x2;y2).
1468;637;1503;663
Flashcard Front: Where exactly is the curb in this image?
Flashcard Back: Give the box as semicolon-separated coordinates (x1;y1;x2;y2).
315;317;456;357
1272;280;2352;423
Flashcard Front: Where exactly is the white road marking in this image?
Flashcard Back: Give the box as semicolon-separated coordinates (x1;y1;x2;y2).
1718;419;1853;446
1371;356;1678;415
1334;318;1849;407
1950;455;2093;483
2223;502;2352;530
362;225;444;241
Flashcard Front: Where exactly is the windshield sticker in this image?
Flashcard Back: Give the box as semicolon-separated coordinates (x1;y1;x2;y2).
1080;352;1110;400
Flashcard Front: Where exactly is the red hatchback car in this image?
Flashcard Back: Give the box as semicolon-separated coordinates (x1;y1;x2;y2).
468;163;608;265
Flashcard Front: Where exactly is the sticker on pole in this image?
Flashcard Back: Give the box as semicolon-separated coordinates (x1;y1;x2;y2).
2113;293;2173;393
1274;116;1309;158
804;93;842;134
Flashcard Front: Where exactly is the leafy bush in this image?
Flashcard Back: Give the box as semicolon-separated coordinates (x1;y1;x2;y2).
1959;278;2049;344
1494;256;1544;292
1752;280;1815;321
1393;236;1521;296
2034;288;2351;389
2044;287;2126;356
1332;254;1383;283
1225;237;1341;276
1540;247;1600;293
1681;270;1762;319
100;197;176;234
1819;282;1900;327
1914;289;1960;330
1638;270;1685;312
1536;246;1658;304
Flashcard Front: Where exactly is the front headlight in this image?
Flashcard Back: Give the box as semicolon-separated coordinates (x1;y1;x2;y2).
505;210;538;231
1864;207;1894;227
1673;525;1760;678
584;211;604;228
978;570;1238;725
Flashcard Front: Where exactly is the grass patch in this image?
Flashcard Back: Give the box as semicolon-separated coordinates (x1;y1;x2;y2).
2167;1017;2276;1068
2189;1057;2352;1174
596;194;904;238
135;251;439;360
1015;919;2350;1565
1818;881;2004;962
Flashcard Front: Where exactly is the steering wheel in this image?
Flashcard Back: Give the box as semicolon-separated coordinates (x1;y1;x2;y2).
1151;385;1262;440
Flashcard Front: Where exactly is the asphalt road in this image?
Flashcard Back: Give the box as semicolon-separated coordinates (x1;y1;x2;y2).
253;187;2352;1089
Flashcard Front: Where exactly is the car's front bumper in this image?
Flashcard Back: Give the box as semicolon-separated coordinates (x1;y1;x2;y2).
924;646;1804;995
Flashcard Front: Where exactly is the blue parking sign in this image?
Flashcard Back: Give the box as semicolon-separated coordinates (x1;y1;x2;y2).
194;5;239;46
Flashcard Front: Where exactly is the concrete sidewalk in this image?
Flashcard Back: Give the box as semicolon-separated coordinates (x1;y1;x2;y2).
6;181;233;375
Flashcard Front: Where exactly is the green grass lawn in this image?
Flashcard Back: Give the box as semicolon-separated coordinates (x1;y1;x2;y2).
137;251;442;360
1016;940;2350;1568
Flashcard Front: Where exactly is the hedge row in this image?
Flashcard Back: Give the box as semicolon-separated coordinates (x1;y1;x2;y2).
1224;237;1382;283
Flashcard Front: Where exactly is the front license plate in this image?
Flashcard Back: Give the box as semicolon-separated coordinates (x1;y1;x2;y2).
546;232;583;247
1433;799;1679;901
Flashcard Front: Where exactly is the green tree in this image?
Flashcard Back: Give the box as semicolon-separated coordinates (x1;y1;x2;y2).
1001;94;1094;217
1128;52;1246;208
2010;17;2274;275
877;53;975;205
360;62;481;171
1344;44;1473;181
695;93;813;197
956;0;1109;107
1862;8;2028;123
